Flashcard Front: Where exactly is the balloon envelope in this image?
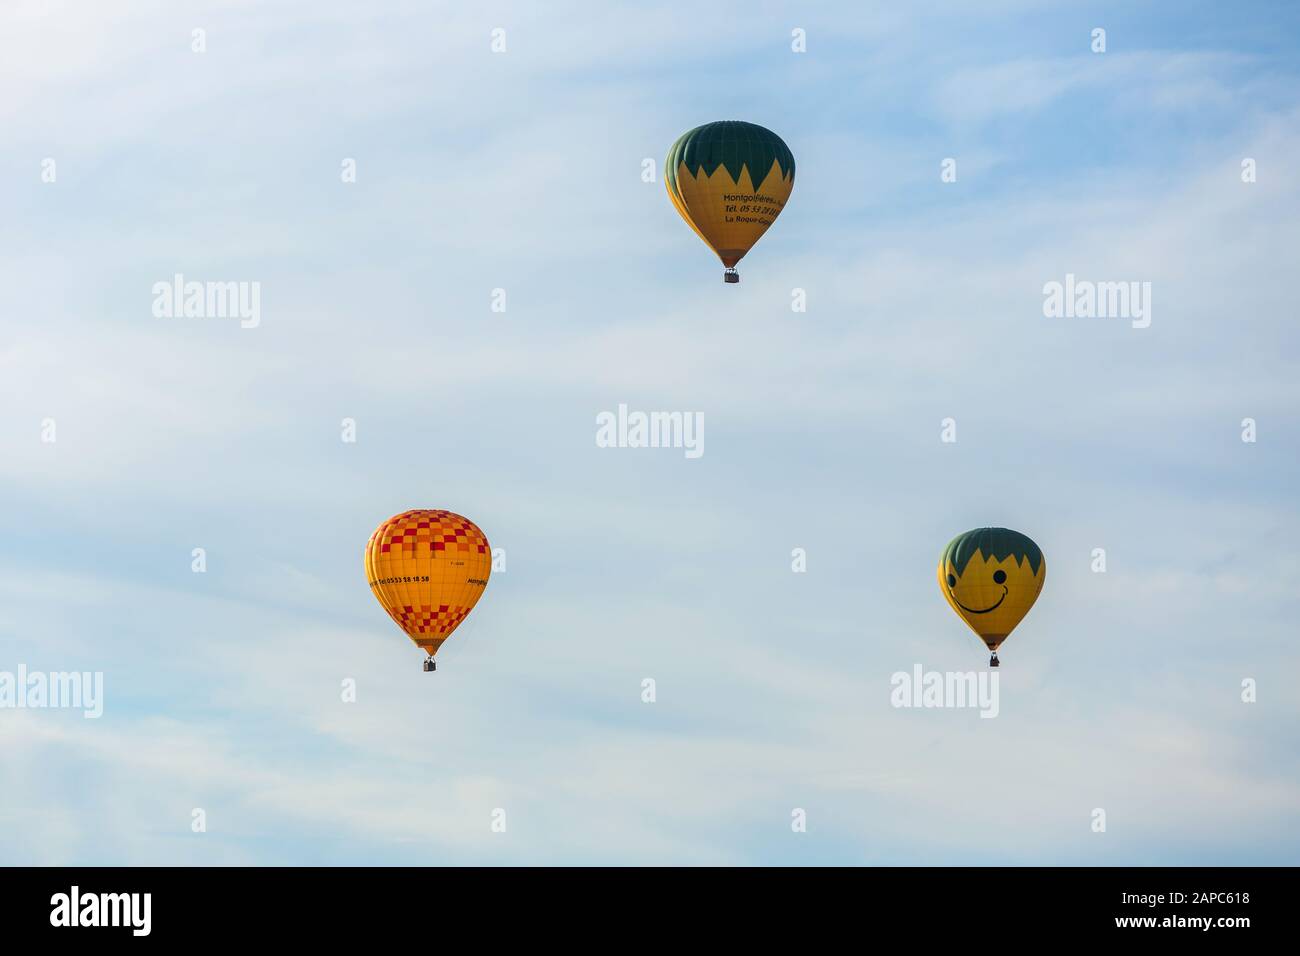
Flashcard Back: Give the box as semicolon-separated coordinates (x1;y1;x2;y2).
365;509;491;658
665;120;794;277
938;527;1045;653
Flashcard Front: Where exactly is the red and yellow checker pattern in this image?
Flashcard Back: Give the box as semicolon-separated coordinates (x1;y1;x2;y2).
364;509;491;658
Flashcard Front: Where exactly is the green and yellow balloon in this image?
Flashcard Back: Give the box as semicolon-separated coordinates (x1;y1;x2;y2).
665;121;795;283
938;528;1045;666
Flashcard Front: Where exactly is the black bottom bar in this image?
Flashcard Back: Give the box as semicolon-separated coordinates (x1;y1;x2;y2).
0;866;1283;942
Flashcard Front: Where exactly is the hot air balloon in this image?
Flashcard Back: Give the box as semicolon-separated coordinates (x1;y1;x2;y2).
938;527;1045;667
364;510;491;671
665;120;795;283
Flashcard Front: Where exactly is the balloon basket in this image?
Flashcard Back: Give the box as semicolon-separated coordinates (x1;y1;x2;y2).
422;658;437;672
723;269;739;283
989;654;999;668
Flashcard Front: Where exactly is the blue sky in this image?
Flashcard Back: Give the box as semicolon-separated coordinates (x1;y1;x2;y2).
1;0;1298;864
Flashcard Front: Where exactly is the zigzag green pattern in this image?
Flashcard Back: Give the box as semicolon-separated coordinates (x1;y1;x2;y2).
665;121;795;196
943;527;1044;577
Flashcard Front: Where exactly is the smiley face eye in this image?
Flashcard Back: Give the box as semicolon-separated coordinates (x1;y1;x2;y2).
993;569;1007;584
947;573;957;587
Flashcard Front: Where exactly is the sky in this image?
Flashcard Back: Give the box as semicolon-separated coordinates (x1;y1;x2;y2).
1;0;1298;865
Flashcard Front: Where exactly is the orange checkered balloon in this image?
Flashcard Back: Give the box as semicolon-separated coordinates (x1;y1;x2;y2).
364;510;492;663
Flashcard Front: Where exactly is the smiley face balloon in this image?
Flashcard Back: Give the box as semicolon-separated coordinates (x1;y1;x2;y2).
938;527;1045;663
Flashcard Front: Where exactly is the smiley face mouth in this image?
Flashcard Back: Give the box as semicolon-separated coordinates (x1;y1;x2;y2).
949;585;1007;614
